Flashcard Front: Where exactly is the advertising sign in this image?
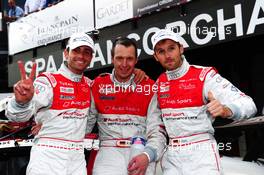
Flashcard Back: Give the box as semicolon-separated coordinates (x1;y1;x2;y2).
90;0;264;69
8;0;264;86
8;0;94;55
133;0;191;17
95;0;133;29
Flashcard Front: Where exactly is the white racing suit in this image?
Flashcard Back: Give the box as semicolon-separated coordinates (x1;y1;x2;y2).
152;57;257;175
90;71;167;175
5;63;93;175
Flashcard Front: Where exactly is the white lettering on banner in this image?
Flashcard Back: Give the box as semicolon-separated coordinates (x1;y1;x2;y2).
247;0;264;34
191;14;214;45
90;43;106;68
89;0;264;69
217;4;243;40
106;40;113;65
18;0;264;71
36;58;46;76
25;56;58;76
46;55;57;73
143;27;159;55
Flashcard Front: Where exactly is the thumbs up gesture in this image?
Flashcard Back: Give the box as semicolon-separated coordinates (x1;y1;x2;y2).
13;61;37;105
207;91;232;118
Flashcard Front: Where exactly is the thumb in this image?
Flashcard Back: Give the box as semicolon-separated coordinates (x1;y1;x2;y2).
127;157;136;170
208;91;216;101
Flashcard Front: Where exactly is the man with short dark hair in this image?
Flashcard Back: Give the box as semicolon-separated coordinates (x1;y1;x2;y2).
5;32;95;175
91;37;166;175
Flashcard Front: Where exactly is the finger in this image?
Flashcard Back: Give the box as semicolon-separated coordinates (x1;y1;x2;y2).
208;91;216;102
18;60;26;80
134;76;140;84
209;106;222;117
135;74;144;84
29;62;37;81
129;163;138;172
31;124;41;131
207;100;218;109
20;83;32;91
14;83;26;95
133;69;147;84
128;159;136;170
31;126;41;135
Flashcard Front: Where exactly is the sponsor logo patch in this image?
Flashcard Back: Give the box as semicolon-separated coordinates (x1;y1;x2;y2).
99;96;115;100
60;95;75;100
160;94;170;98
35;84;46;94
179;83;196;90
60;87;74;94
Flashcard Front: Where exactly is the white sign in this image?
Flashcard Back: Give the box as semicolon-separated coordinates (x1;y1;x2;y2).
8;0;94;55
95;0;133;29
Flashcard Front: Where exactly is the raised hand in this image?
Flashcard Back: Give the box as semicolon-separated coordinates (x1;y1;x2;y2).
14;61;37;105
206;91;232;118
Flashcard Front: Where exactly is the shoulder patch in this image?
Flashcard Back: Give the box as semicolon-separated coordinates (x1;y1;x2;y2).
39;72;57;87
192;65;204;69
84;76;93;87
199;67;214;81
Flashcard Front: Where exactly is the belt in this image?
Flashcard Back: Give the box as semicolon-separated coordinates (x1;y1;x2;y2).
35;137;84;151
100;138;131;148
169;132;211;147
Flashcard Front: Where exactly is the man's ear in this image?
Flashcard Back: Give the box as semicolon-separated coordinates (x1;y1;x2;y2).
153;54;159;62
64;49;69;59
179;45;184;55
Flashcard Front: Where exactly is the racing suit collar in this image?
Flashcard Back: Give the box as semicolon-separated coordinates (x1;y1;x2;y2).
58;63;83;82
110;69;136;90
166;55;190;81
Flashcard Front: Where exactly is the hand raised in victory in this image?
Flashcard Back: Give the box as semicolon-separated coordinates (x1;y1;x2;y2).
14;61;37;105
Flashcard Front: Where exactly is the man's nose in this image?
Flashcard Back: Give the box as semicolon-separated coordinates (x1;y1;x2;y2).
121;59;128;67
164;51;171;58
78;52;86;59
